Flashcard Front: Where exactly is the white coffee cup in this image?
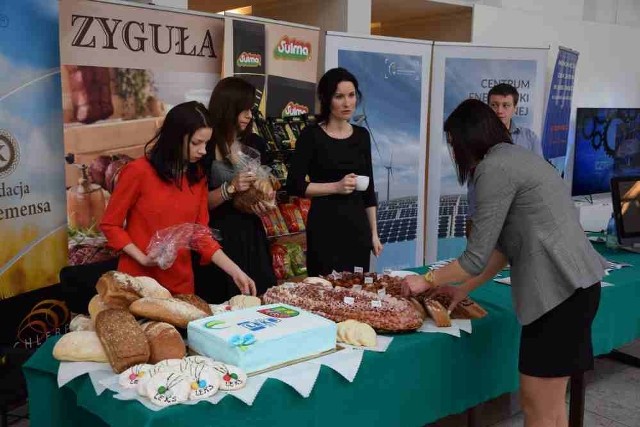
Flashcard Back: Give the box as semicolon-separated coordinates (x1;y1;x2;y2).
355;175;370;191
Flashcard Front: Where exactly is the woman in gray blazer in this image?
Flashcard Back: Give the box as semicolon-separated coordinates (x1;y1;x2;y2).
402;99;606;427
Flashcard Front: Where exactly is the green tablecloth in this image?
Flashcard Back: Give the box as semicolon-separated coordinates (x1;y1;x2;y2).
23;244;640;427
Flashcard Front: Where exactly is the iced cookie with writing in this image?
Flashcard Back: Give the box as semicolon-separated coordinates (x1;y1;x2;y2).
145;372;190;407
136;365;165;396
184;355;216;367
185;363;220;401
155;358;183;372
210;362;247;391
118;363;154;389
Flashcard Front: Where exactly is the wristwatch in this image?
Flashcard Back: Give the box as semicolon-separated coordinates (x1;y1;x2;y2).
227;183;236;195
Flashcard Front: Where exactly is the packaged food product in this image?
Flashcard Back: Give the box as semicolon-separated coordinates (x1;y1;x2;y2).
279;203;305;233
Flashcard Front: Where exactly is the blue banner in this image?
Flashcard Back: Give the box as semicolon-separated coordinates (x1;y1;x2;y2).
542;47;579;172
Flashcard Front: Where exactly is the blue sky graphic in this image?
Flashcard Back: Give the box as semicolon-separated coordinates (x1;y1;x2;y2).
338;50;423;201
0;0;66;232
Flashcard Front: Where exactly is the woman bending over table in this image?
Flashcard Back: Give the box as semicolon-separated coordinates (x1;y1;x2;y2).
402;99;606;427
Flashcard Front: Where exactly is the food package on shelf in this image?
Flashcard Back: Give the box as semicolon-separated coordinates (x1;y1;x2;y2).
259;213;276;237
271;244;294;280
270;160;288;183
270;207;289;235
286;116;305;140
293;197;310;226
279;203;305;233
283;243;307;276
268;118;293;150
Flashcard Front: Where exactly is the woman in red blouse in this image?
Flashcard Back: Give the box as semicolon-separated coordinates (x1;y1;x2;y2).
101;101;256;297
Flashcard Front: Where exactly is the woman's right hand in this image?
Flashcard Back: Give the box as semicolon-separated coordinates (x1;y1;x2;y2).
137;253;158;268
425;285;470;312
231;172;256;193
335;173;357;195
232;269;257;296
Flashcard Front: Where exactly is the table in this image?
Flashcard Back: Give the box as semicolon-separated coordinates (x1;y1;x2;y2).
23;244;640;427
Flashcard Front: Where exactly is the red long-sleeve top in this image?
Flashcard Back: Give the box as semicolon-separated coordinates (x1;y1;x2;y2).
100;158;221;294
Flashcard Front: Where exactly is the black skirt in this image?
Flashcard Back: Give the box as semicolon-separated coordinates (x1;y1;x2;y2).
194;205;276;304
519;283;601;378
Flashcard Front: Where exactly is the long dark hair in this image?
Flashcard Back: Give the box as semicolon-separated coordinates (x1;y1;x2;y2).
444;99;512;185
145;101;210;187
208;77;256;161
317;67;362;124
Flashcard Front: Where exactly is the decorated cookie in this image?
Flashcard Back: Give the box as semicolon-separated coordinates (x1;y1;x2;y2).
136;365;165;396
118;364;154;389
155;358;183;371
210;362;247;391
145;372;191;407
184;355;216;366
184;363;220;400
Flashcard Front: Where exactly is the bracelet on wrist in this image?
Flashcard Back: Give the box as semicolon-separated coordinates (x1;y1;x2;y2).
221;182;229;201
424;269;437;286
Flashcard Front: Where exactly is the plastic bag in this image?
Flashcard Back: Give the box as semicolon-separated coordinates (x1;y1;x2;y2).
227;143;280;214
146;223;221;270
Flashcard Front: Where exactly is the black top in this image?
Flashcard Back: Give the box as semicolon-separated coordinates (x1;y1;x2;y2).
286;124;377;275
287;124;377;208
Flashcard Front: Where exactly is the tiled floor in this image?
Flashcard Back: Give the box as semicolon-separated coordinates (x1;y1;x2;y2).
8;342;640;426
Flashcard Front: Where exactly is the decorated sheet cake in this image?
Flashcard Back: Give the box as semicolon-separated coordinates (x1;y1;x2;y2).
187;304;337;373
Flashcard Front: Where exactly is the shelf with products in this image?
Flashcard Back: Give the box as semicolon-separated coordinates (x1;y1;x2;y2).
251;110;316;284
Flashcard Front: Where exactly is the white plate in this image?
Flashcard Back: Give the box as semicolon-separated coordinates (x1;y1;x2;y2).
389;270;418;278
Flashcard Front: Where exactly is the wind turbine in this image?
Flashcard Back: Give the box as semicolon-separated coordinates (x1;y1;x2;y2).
384;151;394;203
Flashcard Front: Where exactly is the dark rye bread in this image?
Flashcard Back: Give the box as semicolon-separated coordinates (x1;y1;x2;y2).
95;308;150;373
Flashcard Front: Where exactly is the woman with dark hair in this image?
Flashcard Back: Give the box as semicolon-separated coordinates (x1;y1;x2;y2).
101;101;256;296
287;67;383;275
402;99;606;427
198;77;276;303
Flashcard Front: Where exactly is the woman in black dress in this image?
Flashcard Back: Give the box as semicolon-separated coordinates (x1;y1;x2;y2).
195;77;276;303
287;68;383;275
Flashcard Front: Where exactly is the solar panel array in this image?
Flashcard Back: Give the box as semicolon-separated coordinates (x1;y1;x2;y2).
377;195;469;244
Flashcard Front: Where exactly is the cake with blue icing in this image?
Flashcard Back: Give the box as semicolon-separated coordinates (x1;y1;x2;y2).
187;304;337;373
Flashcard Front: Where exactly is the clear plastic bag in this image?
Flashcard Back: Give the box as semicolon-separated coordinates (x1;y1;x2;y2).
146;223;222;270
228;142;280;214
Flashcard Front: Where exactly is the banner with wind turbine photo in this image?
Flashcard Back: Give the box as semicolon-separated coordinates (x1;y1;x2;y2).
325;33;432;271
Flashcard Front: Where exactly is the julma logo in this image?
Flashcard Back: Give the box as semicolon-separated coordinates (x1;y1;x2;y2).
282;102;309;117
274;36;311;61
0;129;20;179
236;52;262;68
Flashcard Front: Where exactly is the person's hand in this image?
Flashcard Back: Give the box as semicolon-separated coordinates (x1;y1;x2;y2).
232;269;257;296
335;173;357;195
372;234;383;256
231;172;256;193
401;275;431;297
425;285;469;312
251;200;275;215
137;253;158;268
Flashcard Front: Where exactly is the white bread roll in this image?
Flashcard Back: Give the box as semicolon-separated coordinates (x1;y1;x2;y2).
53;331;108;362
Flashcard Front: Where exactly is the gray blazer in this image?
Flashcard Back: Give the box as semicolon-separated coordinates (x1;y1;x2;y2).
459;143;606;325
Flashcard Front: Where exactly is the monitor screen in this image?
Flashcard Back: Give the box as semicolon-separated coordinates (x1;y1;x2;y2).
573;108;640;197
611;176;640;245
